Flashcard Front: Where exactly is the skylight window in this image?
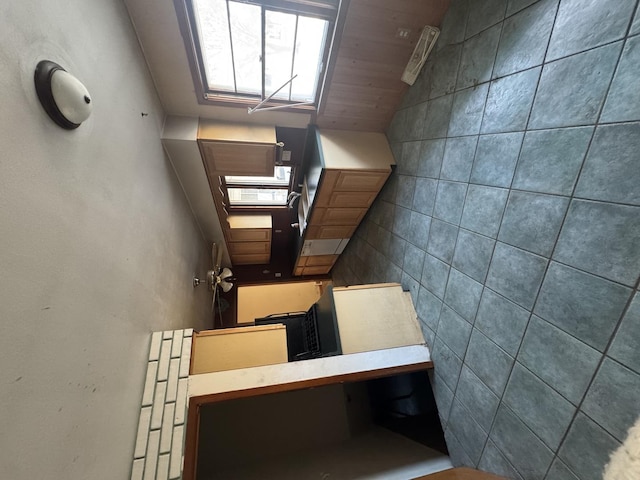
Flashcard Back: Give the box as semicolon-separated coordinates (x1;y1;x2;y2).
190;0;334;105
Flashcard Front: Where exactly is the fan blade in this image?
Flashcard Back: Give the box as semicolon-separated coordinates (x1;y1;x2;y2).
211;282;218;313
212;242;223;274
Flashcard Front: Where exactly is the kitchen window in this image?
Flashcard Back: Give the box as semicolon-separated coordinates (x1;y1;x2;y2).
225;166;292;206
187;0;338;108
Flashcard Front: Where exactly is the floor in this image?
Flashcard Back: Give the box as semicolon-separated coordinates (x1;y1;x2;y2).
333;1;640;479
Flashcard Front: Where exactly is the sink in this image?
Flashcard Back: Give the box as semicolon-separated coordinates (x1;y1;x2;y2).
296;178;310;236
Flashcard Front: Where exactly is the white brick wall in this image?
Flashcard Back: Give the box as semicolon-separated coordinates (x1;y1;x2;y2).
131;329;192;480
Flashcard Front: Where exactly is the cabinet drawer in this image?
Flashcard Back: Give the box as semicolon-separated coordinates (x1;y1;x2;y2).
305;224;356;240
229;241;270;255
309;207;367;226
302;265;333;275
232;253;271;265
228;228;271;242
298;255;338;267
333;170;389;192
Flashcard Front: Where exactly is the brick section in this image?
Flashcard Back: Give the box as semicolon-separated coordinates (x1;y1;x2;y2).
130;329;192;480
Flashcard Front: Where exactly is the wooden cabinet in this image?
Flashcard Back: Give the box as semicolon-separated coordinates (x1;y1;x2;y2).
305;224;356;240
309;206;367;226
227;214;272;265
198;120;277;176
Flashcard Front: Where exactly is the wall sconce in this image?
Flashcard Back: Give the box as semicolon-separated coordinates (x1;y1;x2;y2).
34;60;92;130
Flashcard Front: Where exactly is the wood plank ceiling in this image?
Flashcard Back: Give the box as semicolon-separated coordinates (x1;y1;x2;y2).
316;0;450;133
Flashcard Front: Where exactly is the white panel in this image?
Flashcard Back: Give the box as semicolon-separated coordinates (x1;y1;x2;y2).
166;359;180;403
151;382;167;431
134;407;152;459
162;331;173;340
149;332;163;362
155;454;170;480
170;331;183;358
157;340;171;381
179;337;192;378
169;425;185;480
174;378;188;425
131;458;145;480
143;431;160;480
141;361;158;407
159;403;175;454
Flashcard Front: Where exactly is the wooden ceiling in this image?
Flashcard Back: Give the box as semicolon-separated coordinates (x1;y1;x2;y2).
316;0;450;132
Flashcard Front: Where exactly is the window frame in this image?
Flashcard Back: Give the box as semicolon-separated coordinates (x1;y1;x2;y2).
223;165;295;208
180;0;339;111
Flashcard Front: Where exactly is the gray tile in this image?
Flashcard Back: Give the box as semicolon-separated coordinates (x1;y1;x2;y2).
452;229;495;283
403;242;426;283
529;42;622;129
432;337;463;392
412;177;438;216
535;262;632;351
433;181;467;225
506;0;539;16
388;233;406;268
449;84;490;136
518;316;602;404
448;399;489;465
545;459;579;480
494;0;558;78
380;173;398;203
475;288;530;356
436;0;469;50
609;293;640;374
499;191;569;257
423;95;453;139
512;126;593;195
503;363;576;449
420;321;436;349
466;0;507;39
401;271;420;304
460;185;509;238
471;131;524;187
418;138;446;178
490;404;554;479
382;260;402;284
441;136;478;182
559;413;621;480
405;101;428;141
395;175;416;209
427;218;459;263
479;440;524;480
457;24;501;90
601;37;640;123
546;0;635;61
430;44;463;99
632;7;640;36
575;123;640;206
445;428;476;468
407;211;432;251
429;371;454;428
444;268;483;322
456;366;500;432
398;141;420;175
421;253;450;299
486;242;547;309
482;67;541;133
582;358;640;441
466;328;515;395
416;286;443;332
387;109;407;143
553;200;640;286
437;305;473;359
392;205;411;240
378;200;395;231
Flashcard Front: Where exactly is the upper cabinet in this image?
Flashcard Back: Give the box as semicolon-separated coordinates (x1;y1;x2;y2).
198;120;277;176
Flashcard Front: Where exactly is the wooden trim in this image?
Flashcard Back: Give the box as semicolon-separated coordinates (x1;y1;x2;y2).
190;360;432;405
194;324;285;337
182;398;200;480
332;282;400;291
411;467;507;480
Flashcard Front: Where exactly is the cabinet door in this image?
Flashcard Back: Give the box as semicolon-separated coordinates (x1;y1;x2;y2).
305;224;356;240
327;190;378;208
302;265;333;275
200;141;276;176
310;207;367;226
228;228;271;242
304;255;338;267
333;170;389;192
229;241;270;255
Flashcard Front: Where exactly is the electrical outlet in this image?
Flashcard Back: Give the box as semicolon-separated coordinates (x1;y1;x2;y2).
396;27;411;39
275;272;282;278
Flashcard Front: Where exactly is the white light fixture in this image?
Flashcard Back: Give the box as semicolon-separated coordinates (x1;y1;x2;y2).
34;60;92;129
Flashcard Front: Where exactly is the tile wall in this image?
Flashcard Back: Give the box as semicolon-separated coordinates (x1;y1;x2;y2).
333;1;640;479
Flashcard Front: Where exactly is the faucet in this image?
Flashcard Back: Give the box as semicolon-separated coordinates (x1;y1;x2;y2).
287;191;302;209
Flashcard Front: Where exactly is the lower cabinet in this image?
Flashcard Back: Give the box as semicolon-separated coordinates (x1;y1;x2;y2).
227;214;272;265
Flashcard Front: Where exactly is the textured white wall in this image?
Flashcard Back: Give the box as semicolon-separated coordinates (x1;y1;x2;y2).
0;1;211;479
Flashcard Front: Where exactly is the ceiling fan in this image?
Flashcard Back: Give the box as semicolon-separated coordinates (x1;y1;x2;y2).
193;243;235;327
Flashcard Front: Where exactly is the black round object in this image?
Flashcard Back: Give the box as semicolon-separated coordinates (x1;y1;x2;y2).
34;60;80;130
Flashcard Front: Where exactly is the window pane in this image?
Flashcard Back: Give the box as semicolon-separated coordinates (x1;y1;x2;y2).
193;0;235;92
228;2;262;95
228;188;288;205
291;16;328;102
265;10;296;100
226;166;291;186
